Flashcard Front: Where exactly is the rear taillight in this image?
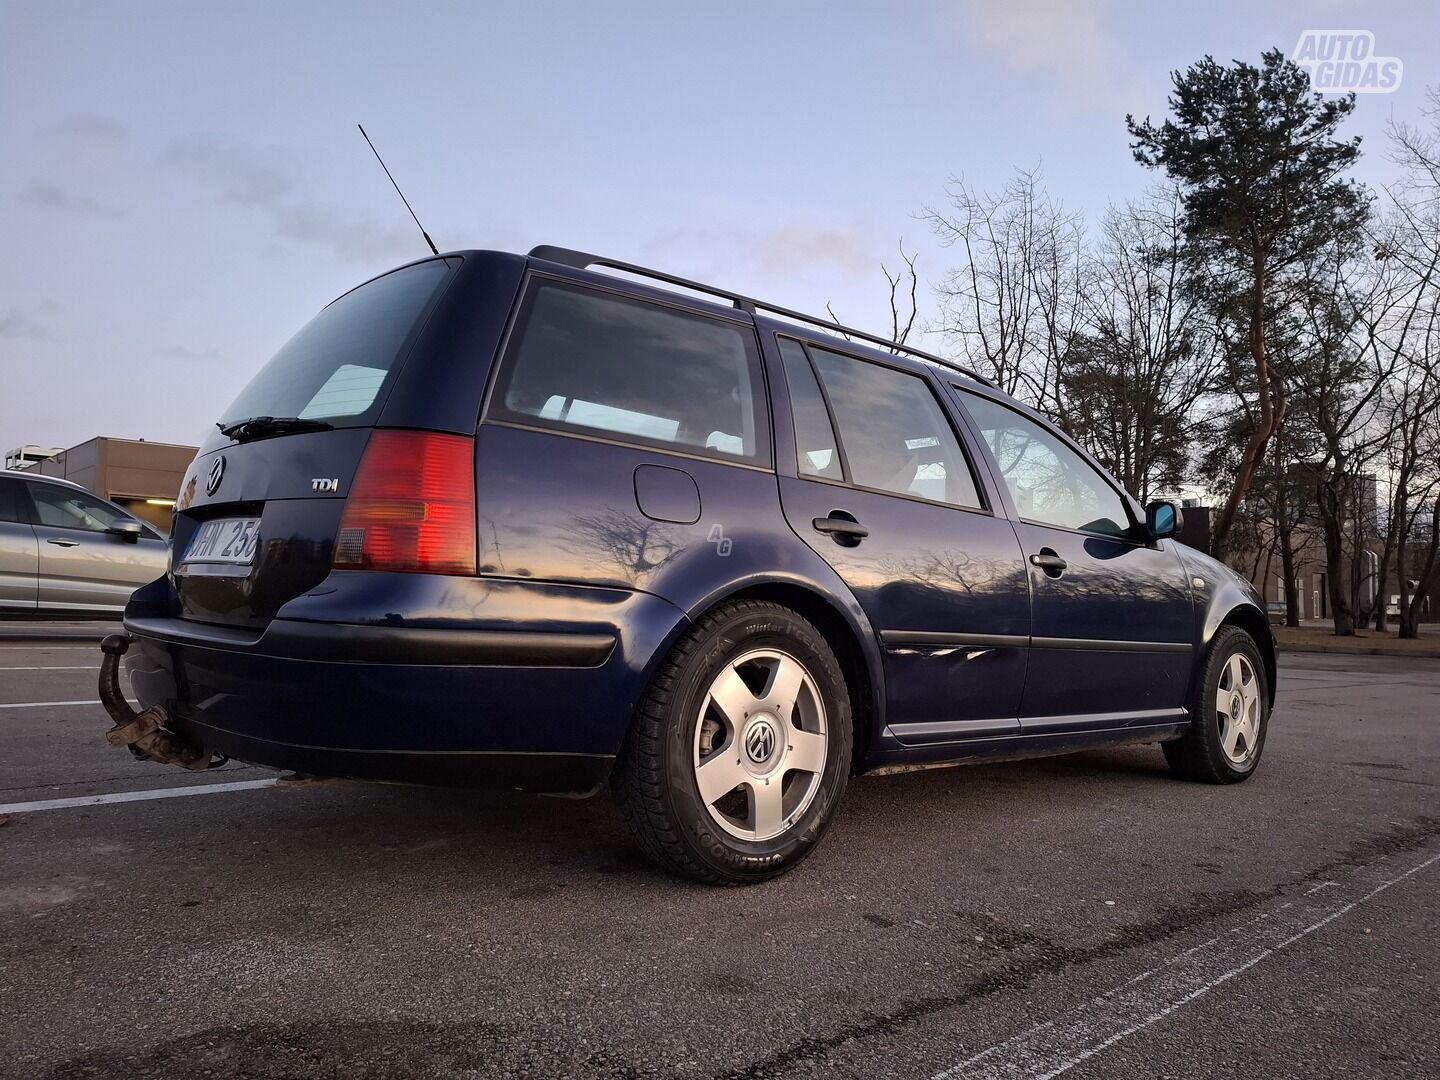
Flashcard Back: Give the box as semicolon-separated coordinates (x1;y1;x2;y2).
333;430;476;575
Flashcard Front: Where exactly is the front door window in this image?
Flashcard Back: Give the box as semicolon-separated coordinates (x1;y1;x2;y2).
26;484;130;533
957;391;1131;538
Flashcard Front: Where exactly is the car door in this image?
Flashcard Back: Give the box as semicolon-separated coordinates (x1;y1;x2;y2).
952;388;1194;732
772;337;1030;744
22;481;166;612
0;478;38;611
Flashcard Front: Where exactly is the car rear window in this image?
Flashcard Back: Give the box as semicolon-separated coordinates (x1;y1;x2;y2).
489;280;769;464
219;259;453;428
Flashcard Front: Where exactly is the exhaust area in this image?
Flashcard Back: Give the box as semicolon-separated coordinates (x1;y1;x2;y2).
98;634;226;771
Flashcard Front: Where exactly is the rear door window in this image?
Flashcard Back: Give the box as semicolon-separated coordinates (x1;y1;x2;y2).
805;346;981;509
219;258;453;428
489;280;769;464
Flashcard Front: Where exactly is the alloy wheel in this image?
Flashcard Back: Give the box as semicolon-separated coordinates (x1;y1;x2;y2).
692;648;829;841
1216;652;1261;767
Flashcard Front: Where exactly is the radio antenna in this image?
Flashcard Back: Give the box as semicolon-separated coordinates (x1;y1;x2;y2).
358;123;439;256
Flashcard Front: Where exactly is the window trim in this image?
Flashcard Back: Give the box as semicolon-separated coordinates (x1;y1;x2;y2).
482;273;774;470
779;335;990;514
783;467;1001;518
951;385;1141;542
483;418;777;474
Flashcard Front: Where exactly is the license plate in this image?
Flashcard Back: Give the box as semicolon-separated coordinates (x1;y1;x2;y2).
182;517;262;567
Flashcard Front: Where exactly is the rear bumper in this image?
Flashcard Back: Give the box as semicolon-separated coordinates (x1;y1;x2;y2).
168;711;615;793
122;575;687;794
124;614;617;667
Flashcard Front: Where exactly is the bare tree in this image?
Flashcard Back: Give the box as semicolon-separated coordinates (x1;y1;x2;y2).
1351;214;1440;631
882;241;919;346
824;241;918;349
1249;420;1315;627
925;166;1085;412
1388;86;1440;205
1288;242;1403;635
1381;89;1440;636
1129;51;1368;559
1059;186;1222;500
1378;331;1440;634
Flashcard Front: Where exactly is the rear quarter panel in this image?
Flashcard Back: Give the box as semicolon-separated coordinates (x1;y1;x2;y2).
472;422;888;748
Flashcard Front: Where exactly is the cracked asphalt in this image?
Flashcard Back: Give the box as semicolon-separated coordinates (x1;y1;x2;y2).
1;646;1436;1079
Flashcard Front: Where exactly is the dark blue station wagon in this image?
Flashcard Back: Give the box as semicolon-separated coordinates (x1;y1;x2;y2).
104;246;1275;884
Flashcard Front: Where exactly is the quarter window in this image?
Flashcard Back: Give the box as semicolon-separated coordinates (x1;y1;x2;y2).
492;281;768;464
805;345;981;508
777;338;841;480
957;391;1132;538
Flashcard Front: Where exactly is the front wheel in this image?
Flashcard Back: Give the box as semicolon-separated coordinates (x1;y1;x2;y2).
613;600;852;884
1163;625;1270;783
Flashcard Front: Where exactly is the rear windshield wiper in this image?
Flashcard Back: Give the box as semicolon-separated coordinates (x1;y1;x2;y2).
217;416;335;442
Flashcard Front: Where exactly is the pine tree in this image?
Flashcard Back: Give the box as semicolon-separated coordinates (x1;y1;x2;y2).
1128;49;1367;558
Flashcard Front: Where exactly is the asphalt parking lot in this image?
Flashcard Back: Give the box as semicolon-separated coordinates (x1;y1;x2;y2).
1;645;1436;1079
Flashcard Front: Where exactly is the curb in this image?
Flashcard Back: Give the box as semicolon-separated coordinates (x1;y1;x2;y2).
1279;643;1440;660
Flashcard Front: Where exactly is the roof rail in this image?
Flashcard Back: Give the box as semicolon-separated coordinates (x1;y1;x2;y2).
1;469;88;491
527;245;995;388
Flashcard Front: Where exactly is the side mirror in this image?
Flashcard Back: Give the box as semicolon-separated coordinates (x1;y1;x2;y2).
1145;500;1184;542
108;519;143;543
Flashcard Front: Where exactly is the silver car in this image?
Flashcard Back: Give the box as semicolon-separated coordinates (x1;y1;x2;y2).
0;471;168;614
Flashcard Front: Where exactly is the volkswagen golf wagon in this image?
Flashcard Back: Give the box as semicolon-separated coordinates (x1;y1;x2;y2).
104;246;1275;884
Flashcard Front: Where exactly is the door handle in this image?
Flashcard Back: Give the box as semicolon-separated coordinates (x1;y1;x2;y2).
1029;551;1067;576
46;538;80;548
813;514;868;544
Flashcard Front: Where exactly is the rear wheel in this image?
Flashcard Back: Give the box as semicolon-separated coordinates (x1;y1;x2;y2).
613;600;852;884
1163;625;1269;783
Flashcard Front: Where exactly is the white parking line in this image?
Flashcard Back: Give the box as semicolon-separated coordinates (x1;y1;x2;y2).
930;844;1440;1080
0;699;102;709
0;666;97;671
0;778;279;815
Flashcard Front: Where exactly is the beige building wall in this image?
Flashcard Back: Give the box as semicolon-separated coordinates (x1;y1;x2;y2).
35;437;198;532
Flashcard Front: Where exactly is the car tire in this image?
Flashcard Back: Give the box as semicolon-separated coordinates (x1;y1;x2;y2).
1163;625;1270;784
613;599;852;885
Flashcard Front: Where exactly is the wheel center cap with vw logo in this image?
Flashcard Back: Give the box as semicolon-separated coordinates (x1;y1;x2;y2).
205;454;226;496
744;718;778;764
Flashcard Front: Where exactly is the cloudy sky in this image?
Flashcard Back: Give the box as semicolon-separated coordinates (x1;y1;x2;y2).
2;0;1437;454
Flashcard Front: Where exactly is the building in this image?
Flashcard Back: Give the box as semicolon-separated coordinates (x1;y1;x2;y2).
1176;500;1212;554
1224;511;1437;626
30;436;197;532
4;444;64;471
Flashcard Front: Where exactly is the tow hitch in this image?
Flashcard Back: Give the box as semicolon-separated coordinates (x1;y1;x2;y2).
99;634;226;770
